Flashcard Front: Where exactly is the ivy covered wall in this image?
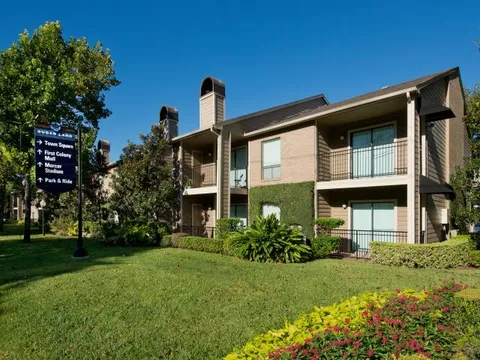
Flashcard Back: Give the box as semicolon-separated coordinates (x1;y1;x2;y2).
249;181;315;238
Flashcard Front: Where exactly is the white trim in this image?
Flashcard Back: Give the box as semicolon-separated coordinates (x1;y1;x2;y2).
316;175;408;190
179;143;184;227
184;186;217;196
216;134;223;218
244;88;418;138
348;199;398;232
406;94;416;244
314;120;319;223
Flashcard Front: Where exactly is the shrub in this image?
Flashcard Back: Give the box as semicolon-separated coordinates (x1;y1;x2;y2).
228;215;310;263
171;232;188;248
310;236;340;259
177;236;224;254
99;220;169;246
216;218;245;239
314;217;345;234
161;234;172;247
468;250;480;268
50;217;77;236
370;235;474;269
454;288;480;359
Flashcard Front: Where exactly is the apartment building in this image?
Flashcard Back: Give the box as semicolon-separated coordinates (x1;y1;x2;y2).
172;68;468;254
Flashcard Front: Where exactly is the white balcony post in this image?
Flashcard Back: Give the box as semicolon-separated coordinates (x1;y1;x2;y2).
407;93;417;244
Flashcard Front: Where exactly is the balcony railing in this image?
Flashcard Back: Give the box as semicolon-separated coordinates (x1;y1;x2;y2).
319;140;407;181
180;225;216;238
185;162;216;188
327;229;408;258
230;167;248;188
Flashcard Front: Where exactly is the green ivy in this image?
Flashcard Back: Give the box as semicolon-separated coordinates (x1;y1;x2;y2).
249;182;315;239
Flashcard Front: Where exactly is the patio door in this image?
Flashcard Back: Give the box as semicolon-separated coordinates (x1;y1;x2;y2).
351;202;395;251
230;204;247;226
351;126;394;178
192;151;203;187
230;147;247;188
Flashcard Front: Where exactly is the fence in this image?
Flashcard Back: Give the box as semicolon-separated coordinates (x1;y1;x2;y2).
319;140;407;181
180;225;216;238
328;228;408;258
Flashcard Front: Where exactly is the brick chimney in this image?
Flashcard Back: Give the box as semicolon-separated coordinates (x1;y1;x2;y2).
97;139;111;164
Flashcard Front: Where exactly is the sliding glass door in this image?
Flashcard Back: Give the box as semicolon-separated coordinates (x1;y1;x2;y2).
351;202;395;251
351;126;394;178
230;147;247;188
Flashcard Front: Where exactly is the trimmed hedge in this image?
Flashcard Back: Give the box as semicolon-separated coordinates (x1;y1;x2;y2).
370;235;474;269
249;182;315;239
454;288;480;359
469;250;480;268
177;236;224;254
310;235;340;259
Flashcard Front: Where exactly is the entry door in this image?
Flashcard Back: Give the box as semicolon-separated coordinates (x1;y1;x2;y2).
351;202;395;251
230;147;247;188
351;126;394;178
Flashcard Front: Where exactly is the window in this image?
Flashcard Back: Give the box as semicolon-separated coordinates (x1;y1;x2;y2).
262;203;280;220
262;138;281;180
230;204;247;226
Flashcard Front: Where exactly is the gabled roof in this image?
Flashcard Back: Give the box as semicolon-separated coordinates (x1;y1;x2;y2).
216;94;329;133
243;67;460;136
296;67;459;120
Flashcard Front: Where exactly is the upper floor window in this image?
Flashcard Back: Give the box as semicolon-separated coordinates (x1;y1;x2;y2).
262;138;281;180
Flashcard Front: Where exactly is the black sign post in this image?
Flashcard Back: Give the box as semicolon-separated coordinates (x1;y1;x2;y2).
34;125;88;259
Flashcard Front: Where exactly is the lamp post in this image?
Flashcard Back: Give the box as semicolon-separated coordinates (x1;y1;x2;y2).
40;199;46;236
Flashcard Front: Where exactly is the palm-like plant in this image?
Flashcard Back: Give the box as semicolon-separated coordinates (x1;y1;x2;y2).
229;214;311;263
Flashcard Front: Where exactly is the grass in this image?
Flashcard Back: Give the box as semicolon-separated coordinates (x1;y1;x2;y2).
0;224;479;359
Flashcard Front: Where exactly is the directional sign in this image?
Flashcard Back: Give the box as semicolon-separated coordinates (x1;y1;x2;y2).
35;126;76;194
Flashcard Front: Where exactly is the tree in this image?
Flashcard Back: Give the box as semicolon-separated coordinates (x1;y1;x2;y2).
110;123;179;226
0;21;119;242
451;85;480;233
0;143;16;231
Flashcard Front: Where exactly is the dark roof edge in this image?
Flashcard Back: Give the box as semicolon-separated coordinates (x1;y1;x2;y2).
416;67;459;90
216;93;328;128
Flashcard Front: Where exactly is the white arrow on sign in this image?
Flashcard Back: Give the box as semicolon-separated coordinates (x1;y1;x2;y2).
38;178;43;183
37;162;43;167
37;149;42;155
37;139;42;145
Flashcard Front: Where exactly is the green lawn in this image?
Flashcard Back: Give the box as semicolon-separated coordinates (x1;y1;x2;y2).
1;224;479;360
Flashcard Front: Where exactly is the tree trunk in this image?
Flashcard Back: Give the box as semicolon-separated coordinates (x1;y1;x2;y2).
23;173;31;243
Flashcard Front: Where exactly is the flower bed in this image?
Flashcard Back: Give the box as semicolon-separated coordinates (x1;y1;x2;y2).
226;282;476;359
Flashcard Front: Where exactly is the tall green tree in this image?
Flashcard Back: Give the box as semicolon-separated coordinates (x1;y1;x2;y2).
0;142;16;231
451;85;480;233
0;21;119;242
110;124;179;226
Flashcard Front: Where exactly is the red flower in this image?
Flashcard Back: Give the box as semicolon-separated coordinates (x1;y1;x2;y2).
333;325;341;332
345;318;350;324
382;336;389;344
366;349;375;356
305;338;312;343
353;341;362;349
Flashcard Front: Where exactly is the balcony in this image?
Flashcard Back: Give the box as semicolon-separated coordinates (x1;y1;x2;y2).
230;167;248;189
184;162;216;188
319;140;407;182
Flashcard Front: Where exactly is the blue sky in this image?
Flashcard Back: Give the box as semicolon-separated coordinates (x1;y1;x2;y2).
1;1;479;161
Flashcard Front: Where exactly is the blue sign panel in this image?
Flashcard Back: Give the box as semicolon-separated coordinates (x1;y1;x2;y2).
34;126;76;194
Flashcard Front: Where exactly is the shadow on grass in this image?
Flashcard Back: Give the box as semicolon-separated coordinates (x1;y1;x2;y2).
0;225;155;290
